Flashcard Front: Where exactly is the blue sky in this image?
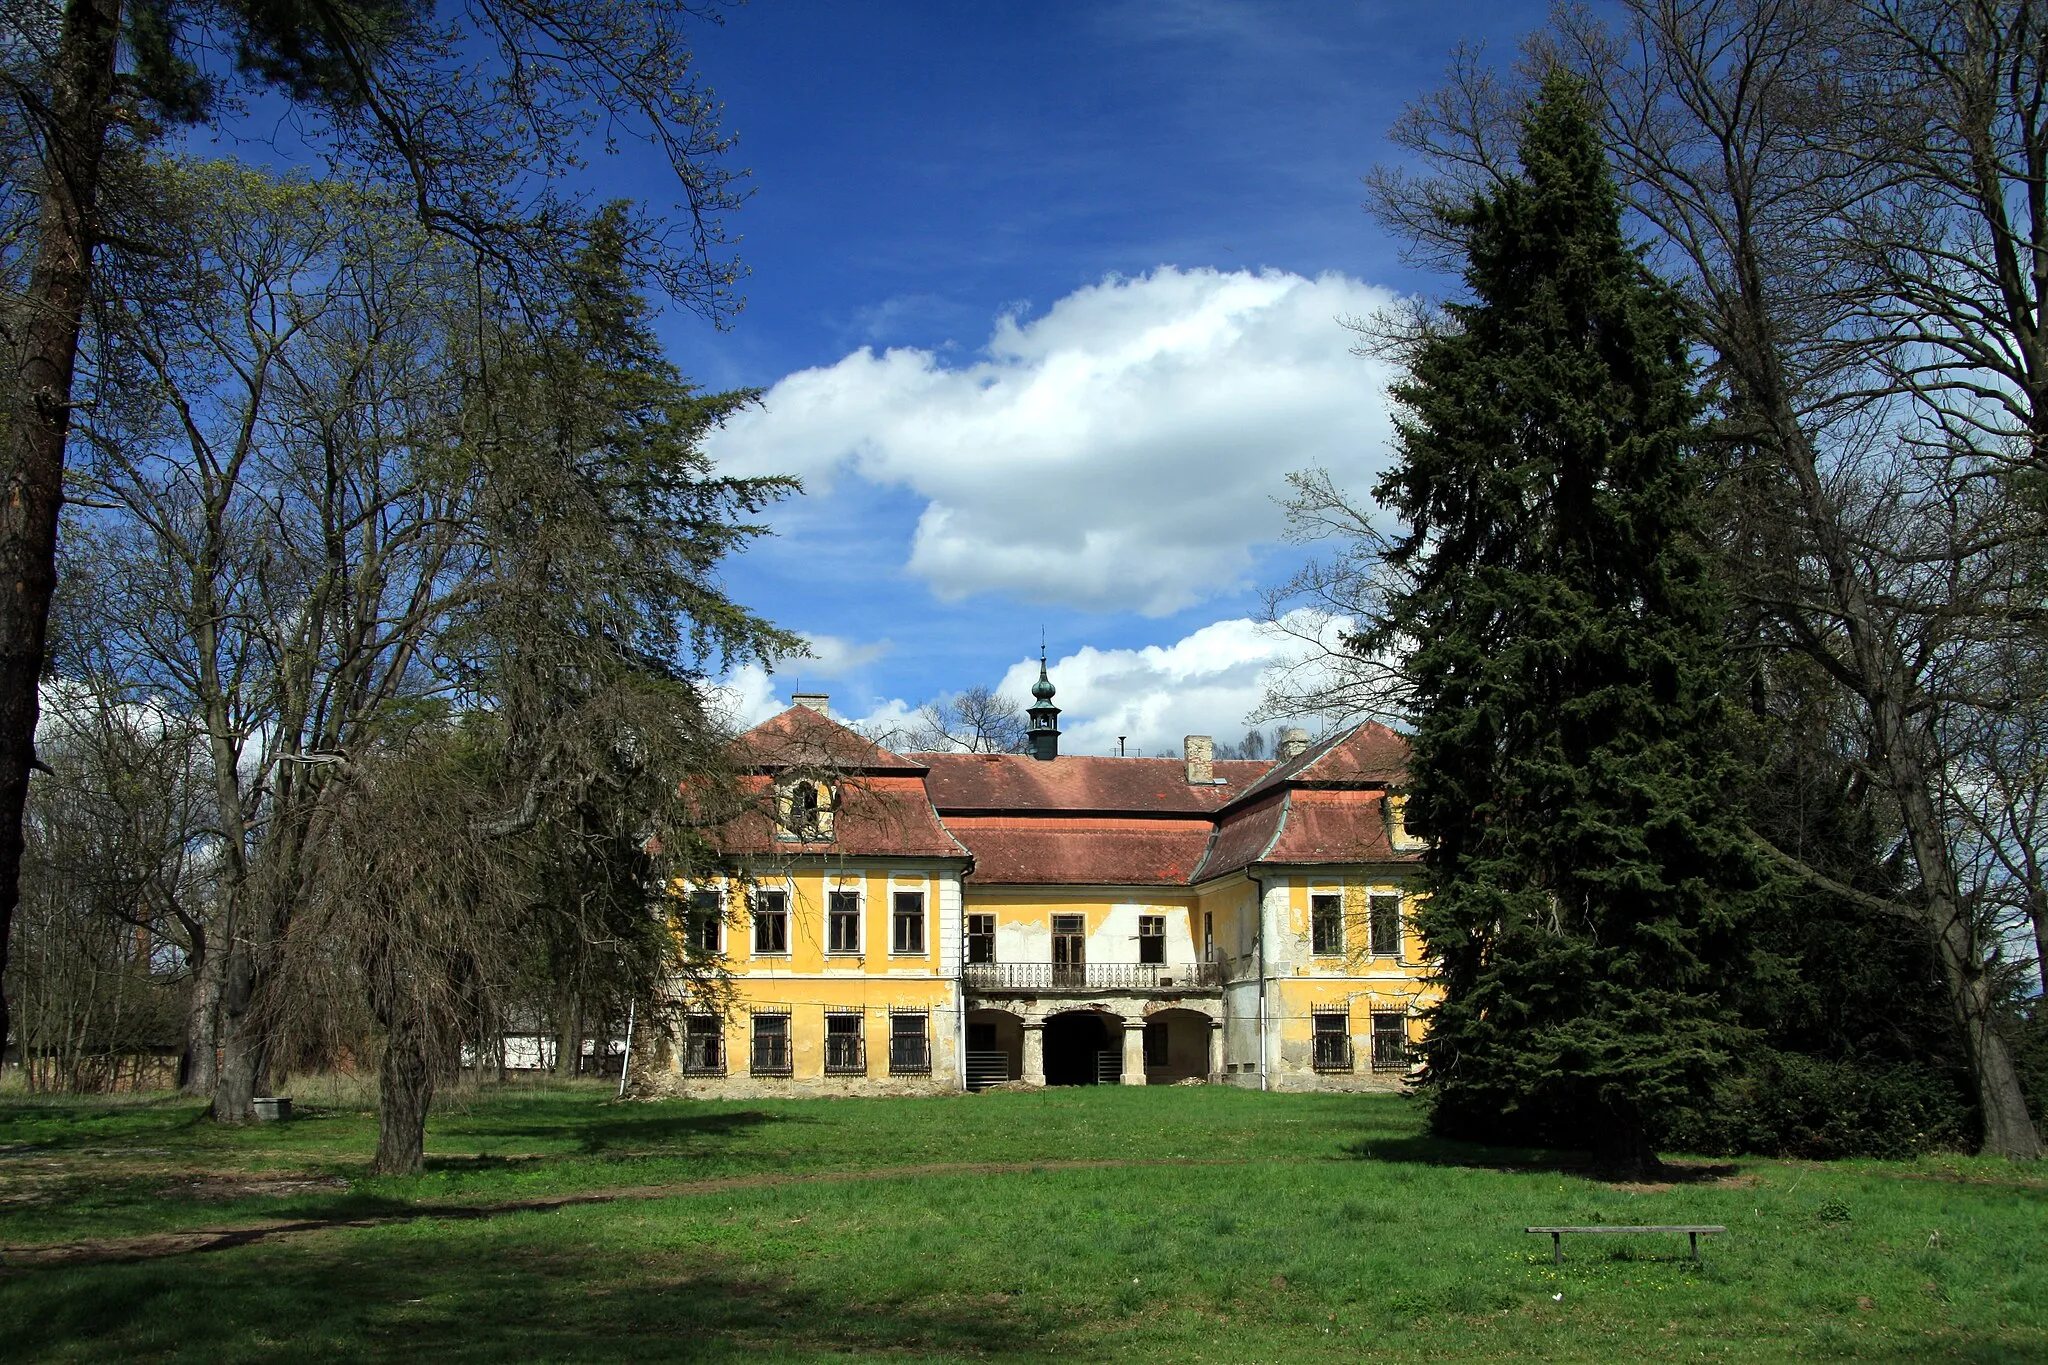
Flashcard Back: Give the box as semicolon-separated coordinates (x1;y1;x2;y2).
206;1;1554;753
651;1;1561;753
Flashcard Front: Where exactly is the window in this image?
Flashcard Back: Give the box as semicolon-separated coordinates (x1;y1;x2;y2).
824;1013;865;1074
778;779;833;842
1312;1012;1352;1072
828;889;862;954
686;889;722;955
1371;1011;1413;1073
1367;893;1403;958
888;1013;930;1074
750;1014;792;1076
966;913;996;964
1387;792;1427;851
1137;914;1166;965
753;889;789;955
682;1015;723;1075
1311;893;1344;955
1203;911;1214;963
1052;913;1085;983
891;891;926;955
1143;1020;1167;1068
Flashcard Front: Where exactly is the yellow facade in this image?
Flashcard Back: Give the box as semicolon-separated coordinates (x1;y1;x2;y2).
657;861;1435;1096
652;702;1440;1097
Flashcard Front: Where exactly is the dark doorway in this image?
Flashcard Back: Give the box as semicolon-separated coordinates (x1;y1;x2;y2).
965;1010;1022;1090
1043;1010;1117;1086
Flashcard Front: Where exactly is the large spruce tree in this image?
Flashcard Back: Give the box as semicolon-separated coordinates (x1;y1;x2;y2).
1375;72;1761;1178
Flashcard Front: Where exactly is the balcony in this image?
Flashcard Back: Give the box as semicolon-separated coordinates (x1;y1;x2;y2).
961;961;1222;994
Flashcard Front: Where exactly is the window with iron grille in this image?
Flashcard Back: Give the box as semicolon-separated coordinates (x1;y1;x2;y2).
1311;893;1344;955
1370;1010;1412;1073
753;889;788;955
891;891;925;955
1367;892;1403;958
681;1014;723;1075
888;1013;930;1074
966;913;995;964
824;1013;865;1074
750;1013;792;1076
828;889;862;954
1137;915;1166;965
686;889;722;955
1312;1012;1353;1071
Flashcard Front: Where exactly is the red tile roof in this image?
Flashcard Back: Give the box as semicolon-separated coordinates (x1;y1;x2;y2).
716;773;971;859
1192;792;1290;882
734;705;930;775
918;753;1271;814
715;710;964;859
941;816;1214;886
1223;722;1408;810
711;708;1415;882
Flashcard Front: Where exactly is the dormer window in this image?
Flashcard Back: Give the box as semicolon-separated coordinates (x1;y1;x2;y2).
1387;792;1428;851
778;779;835;842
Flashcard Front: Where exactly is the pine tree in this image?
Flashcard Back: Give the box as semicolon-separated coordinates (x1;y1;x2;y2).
1374;72;1762;1178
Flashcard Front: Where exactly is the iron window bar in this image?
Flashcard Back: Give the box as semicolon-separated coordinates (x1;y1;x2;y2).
1370;1012;1413;1073
681;1015;725;1076
824;1014;866;1075
750;1015;793;1077
1312;1016;1354;1072
888;1015;931;1075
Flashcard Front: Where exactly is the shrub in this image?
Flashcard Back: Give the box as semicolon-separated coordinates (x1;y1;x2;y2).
1656;1049;1973;1158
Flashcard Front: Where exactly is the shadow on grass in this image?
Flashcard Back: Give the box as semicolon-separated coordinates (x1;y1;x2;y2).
438;1102;802;1156
1341;1133;1740;1184
1;1233;1064;1363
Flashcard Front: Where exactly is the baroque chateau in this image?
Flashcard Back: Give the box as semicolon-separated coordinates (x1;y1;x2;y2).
649;661;1436;1095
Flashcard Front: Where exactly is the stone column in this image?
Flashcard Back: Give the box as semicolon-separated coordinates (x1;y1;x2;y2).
1208;1018;1225;1082
1021;1022;1046;1087
1122;1020;1148;1086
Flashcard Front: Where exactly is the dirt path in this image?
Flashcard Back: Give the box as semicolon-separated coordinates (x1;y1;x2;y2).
0;1156;1253;1271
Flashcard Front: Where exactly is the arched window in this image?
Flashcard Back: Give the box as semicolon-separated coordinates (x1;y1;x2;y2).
780;779;834;842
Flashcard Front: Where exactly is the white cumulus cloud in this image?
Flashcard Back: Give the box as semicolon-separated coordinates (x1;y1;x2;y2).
993;614;1356;757
709;267;1402;616
707;612;1361;758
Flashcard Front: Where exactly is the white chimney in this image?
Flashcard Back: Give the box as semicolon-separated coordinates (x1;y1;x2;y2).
792;693;830;715
1184;734;1214;785
1276;727;1310;761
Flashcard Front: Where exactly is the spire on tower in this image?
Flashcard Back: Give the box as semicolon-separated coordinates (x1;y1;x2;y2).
1026;641;1061;760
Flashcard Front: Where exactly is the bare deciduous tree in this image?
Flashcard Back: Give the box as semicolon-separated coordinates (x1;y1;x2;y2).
1301;0;2047;1154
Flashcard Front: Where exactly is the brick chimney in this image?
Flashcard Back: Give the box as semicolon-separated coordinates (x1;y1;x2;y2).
1184;734;1213;785
792;693;830;715
1276;727;1310;761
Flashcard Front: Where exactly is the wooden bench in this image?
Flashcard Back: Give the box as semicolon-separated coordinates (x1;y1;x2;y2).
1527;1225;1726;1264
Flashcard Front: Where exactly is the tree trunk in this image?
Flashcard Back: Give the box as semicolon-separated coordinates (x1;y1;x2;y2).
1724;223;2045;1159
211;940;261;1120
554;991;582;1078
178;932;221;1095
373;1015;435;1176
1590;1109;1664;1182
0;0;121;1082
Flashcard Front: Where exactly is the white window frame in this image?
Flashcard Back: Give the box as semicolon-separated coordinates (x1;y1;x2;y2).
752;887;790;957
827;886;863;956
1367;891;1403;959
890;890;926;957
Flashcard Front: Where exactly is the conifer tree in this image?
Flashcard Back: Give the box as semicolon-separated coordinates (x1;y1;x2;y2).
1373;72;1762;1178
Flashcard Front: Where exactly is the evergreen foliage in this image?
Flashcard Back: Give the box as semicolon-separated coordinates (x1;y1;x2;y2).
1371;72;1764;1176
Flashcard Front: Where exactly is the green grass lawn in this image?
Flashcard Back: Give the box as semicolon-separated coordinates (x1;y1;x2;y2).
2;1081;2043;1362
